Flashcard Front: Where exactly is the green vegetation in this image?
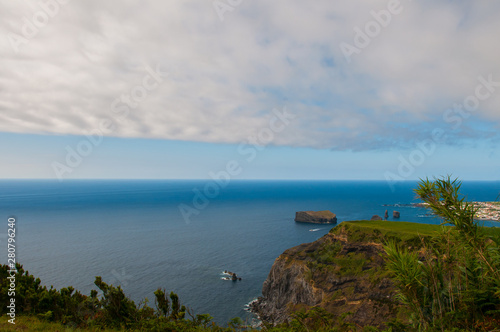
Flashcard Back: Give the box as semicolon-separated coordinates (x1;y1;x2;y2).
0;262;385;331
305;210;336;219
313;242;343;264
335;220;446;246
384;176;500;331
0;264;241;331
284;177;500;331
339;219;444;237
335;218;500;248
332;252;367;276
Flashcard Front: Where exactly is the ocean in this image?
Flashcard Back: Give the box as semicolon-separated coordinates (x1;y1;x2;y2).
1;179;499;324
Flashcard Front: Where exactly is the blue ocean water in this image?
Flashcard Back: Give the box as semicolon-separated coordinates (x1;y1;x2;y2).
0;180;499;324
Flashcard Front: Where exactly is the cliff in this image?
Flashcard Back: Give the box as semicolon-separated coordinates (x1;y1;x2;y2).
295;210;337;224
252;220;440;328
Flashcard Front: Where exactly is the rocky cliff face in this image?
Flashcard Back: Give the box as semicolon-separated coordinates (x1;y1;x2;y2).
251;222;405;328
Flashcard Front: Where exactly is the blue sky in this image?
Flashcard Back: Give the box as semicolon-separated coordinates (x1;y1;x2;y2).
1;1;499;181
1;131;498;181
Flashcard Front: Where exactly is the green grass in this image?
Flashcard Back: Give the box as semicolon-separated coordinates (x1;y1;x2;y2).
332;252;367;276
308;242;342;264
479;225;500;237
0;315;252;331
0;315;119;331
339;220;441;236
304;210;335;218
332;220;500;245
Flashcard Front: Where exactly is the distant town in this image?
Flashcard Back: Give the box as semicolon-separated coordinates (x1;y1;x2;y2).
473;201;500;221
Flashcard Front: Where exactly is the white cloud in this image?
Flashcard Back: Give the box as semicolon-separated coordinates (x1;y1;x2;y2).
0;0;499;151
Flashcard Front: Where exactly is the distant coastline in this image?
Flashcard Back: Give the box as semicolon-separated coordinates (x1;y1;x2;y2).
416;201;500;221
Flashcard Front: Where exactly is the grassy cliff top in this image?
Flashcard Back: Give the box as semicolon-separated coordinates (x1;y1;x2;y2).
331;220;500;245
301;210;336;218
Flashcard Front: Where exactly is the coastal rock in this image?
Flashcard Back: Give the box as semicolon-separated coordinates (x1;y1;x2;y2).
251;222;404;328
371;215;383;221
223;270;242;281
384;210;389;220
295;211;337;224
393;211;400;219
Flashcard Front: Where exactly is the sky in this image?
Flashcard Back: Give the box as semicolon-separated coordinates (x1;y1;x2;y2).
0;0;499;181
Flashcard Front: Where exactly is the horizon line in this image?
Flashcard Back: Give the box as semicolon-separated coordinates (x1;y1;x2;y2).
0;178;499;182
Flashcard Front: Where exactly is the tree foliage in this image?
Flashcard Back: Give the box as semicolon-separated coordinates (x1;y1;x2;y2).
0;264;235;331
384;176;500;331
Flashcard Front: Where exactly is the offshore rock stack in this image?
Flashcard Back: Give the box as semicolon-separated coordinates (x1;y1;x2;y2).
295;210;337;224
373;210;400;220
224;270;242;281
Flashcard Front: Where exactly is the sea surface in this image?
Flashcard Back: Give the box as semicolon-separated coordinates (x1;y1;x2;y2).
1;180;499;324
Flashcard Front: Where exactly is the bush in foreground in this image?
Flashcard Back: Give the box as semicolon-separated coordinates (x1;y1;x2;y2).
385;176;500;331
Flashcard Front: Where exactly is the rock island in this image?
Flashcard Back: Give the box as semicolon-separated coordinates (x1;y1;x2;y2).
295;210;337;224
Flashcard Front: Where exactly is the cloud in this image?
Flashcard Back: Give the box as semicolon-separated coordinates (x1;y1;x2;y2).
0;0;499;151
